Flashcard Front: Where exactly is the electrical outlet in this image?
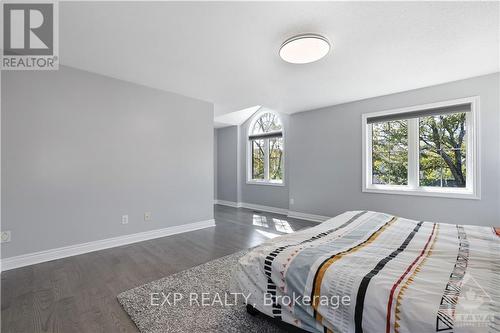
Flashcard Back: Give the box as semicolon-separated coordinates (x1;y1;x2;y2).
121;215;129;224
290;198;294;205
1;231;11;243
144;212;152;221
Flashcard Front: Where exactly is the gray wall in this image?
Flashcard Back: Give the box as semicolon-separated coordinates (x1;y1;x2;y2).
214;129;218;199
216;126;239;202
214;110;290;209
238;111;290;209
2;65;214;258
289;73;499;226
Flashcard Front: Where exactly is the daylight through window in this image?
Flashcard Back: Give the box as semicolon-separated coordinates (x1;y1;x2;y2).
248;112;284;184
363;98;478;198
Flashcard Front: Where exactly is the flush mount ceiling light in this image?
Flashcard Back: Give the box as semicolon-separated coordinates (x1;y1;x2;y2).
279;33;331;64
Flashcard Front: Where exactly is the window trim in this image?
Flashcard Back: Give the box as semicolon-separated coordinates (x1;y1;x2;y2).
362;96;480;200
247;110;285;186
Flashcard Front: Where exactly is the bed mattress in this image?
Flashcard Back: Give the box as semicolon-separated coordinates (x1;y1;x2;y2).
231;211;500;333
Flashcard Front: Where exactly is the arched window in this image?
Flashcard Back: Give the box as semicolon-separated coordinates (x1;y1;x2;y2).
247;111;284;184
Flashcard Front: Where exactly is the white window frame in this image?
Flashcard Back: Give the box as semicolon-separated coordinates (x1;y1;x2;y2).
362;96;480;200
246;110;285;186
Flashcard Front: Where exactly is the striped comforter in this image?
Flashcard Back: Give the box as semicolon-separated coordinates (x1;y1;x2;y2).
231;211;500;333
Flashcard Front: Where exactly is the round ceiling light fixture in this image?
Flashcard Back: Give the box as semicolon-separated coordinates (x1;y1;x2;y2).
279;33;331;64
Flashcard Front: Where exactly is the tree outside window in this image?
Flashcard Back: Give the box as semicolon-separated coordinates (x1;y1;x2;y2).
249;112;284;184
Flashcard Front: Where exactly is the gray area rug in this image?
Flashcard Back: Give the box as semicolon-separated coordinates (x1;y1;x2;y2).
118;250;297;333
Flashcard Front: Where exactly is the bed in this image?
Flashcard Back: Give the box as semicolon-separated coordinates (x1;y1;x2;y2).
231;211;500;333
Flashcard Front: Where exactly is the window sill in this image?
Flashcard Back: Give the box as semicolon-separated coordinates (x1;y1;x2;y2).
246;180;285;187
363;185;479;200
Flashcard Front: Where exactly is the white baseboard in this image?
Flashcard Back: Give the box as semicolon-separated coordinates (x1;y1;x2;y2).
0;219;215;272
287;211;331;223
214;200;241;208
239;202;289;215
214;200;330;223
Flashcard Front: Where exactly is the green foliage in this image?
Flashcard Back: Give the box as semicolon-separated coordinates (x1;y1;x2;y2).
419;113;466;187
269;138;283;180
252;140;265;179
252;138;283;181
372;120;408;185
371;113;467;188
251;112;283;181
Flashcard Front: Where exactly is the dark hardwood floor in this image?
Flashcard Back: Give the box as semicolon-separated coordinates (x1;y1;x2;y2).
1;205;315;333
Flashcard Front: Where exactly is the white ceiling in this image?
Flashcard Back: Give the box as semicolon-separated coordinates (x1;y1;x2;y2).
59;2;499;119
214;105;261;128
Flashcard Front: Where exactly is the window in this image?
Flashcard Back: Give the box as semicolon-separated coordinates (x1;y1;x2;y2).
362;97;479;199
372;120;408;185
247;111;284;185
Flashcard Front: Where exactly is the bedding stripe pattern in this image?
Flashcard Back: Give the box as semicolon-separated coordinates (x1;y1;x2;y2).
232;211;500;333
264;210;369;321
312;217;398;323
354;220;423;333
389;223;438;333
435;225;470;332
